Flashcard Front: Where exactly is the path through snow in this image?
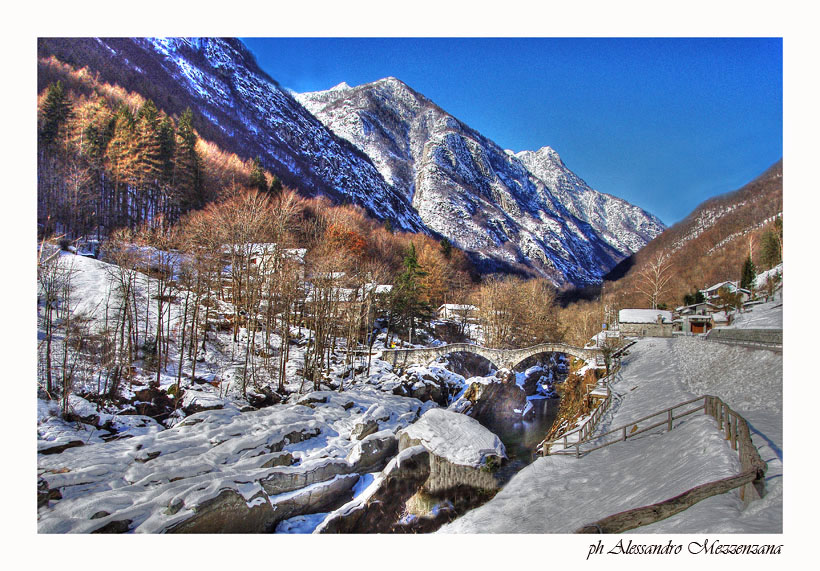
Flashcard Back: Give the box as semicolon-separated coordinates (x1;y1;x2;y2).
439;336;782;533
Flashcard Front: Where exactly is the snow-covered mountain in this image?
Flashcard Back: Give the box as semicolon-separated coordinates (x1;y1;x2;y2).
297;78;664;285
39;37;428;234
514;147;665;255
39;38;665;286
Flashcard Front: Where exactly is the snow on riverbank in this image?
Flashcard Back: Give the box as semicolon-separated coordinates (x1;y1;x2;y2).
439;336;782;533
38;389;423;533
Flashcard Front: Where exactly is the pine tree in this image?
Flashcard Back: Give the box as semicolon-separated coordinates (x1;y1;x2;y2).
393;243;429;344
173;108;203;213
158;116;176;185
269;175;283;195
249;156;268;193
107;105;137;226
39;81;73;149
439;237;452;259
740;255;756;291
135;101;164;194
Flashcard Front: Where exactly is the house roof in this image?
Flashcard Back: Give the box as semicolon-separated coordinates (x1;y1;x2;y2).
676;302;719;314
619;309;673;324
700;281;750;296
438;304;478;312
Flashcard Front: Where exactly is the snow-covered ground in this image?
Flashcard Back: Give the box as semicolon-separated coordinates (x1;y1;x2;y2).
439;335;782;533
727;298;783;330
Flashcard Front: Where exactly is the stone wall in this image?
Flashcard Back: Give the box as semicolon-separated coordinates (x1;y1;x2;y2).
620;322;674;338
706;328;782;346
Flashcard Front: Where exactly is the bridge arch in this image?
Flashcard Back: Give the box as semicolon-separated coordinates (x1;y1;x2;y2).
379;342;602;372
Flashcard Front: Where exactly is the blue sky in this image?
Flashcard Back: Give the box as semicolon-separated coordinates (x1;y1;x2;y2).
241;37;782;226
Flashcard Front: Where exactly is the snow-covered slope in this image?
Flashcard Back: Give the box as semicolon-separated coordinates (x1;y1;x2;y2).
438;336;782;533
40;38;427;234
515;146;665;255
298;78;664;285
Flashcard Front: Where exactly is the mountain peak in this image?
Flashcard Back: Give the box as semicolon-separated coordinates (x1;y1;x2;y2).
330;81;351;91
516;146;562;164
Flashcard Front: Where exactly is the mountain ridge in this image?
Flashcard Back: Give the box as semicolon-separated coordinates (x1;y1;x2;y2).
297;76;665;284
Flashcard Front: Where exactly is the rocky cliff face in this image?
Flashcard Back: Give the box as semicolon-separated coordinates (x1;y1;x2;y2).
298;78;665;285
515;146;666;255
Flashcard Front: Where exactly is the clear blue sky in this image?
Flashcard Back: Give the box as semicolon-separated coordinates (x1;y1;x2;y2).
241;38;782;226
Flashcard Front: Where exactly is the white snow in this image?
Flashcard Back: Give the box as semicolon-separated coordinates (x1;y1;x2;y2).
618;308;673;324
439;336;782;533
398;408;506;467
37;389;423;533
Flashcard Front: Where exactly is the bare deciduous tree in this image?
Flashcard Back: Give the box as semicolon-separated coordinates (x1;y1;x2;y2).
636;250;674;309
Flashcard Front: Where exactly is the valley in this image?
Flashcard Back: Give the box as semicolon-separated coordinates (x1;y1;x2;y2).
34;36;784;539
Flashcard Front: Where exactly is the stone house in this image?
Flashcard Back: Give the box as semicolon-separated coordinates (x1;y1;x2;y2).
618;309;674;338
437;304;478;321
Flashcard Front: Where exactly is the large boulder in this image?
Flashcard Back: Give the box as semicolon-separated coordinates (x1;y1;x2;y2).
261;457;354;496
168;474;359;533
463;370;527;428
398;408;506;494
350;403;392;440
346;430;398;473
316;446;431;533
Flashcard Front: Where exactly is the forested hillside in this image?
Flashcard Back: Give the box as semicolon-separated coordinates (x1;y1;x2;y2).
603;161;783;309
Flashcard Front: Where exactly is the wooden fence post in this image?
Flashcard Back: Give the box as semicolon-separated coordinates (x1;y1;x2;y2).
724;404;731;440
732;415;739;450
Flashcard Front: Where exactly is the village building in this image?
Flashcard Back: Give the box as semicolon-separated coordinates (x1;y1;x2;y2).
618;309;674;338
699;281;752;304
437;304;478;321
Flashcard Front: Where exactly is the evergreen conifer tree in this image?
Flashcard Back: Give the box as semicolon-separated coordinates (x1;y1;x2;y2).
173;108;203;212
39;81;73;149
269;175;283;195
249;156;268;193
394;243;429;343
740;255;756;291
439;237;453;259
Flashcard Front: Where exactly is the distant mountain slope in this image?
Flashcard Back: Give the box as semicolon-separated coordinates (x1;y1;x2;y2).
297;78;664;285
604;160;783;308
514;147;665;255
38;37;427;234
39;37;664;286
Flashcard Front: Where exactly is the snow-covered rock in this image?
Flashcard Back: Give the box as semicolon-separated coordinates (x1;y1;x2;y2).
37;389;423;533
315;445;431;534
398;408;506;470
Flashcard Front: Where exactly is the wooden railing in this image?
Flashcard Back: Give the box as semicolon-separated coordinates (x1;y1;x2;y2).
574;395;767;533
537;373;616;457
536;340;636;456
547;395;706;458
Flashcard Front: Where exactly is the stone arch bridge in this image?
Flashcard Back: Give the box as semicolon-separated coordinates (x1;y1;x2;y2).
378;342;603;372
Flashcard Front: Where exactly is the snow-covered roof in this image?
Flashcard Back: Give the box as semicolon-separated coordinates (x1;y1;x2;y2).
438;304;478;311
701;282;750;296
618;309;673;324
701;281;736;294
